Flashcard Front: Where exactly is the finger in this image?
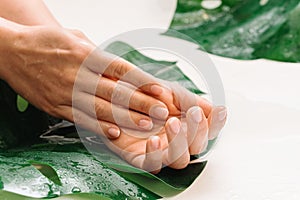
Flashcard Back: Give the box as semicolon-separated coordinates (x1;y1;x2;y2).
95;77;169;120
197;97;213;117
73;93;154;130
142;136;163;174
164;117;190;169
166;82;212;116
84;50;165;96
186;106;208;155
208;106;227;140
63;106;120;139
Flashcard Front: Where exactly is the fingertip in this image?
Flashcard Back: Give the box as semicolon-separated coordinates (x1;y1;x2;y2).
187;106;203;123
208;106;227;140
197;97;213;117
147;136;161;152
149;105;169;120
166;117;181;136
138;119;153;130
151;168;162;174
144;136;163;173
107;127;120;139
217;106;227;121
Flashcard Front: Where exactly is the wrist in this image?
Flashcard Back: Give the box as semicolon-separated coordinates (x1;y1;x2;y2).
0;18;23;82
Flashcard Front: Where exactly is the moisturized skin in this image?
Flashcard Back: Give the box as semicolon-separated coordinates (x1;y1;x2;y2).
0;0;227;172
106;105;227;173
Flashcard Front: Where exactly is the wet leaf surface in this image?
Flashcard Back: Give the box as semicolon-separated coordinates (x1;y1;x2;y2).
166;0;300;62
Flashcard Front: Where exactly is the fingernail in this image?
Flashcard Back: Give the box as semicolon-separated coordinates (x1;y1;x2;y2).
169;118;180;134
151;85;163;95
218;107;227;121
150;136;160;149
191;107;202;123
108;127;120;138
139;119;153;130
152;106;169;119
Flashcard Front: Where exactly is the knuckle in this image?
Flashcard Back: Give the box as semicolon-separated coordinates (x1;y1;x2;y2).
111;86;126;104
95;121;106;136
72;110;84;125
70;29;86;38
95;102;109;120
137;100;149;113
95;102;104;115
109;60;131;78
72;47;90;63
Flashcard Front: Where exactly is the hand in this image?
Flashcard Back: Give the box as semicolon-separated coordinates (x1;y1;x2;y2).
151;80;212;115
0;24;170;139
103;105;227;174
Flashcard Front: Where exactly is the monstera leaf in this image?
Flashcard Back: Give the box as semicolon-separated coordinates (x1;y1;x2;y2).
0;41;208;199
166;0;300;62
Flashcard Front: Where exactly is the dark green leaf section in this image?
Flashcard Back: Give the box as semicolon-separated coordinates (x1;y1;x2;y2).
0;177;3;190
68;135;207;198
0;141;206;199
0;190;111;200
104;41;204;94
166;0;300;62
0;80;49;149
0;143;158;200
115;161;207;197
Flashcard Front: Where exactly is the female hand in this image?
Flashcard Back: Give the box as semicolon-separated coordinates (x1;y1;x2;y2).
103;105;227;174
0;21;170;139
140;77;225;139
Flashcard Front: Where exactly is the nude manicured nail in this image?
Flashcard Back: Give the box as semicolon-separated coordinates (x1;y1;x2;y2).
151;85;163;95
152;106;169;119
108;127;120;138
139;119;153;130
218;107;227;121
150;136;160;149
191;107;202;123
169;118;180;134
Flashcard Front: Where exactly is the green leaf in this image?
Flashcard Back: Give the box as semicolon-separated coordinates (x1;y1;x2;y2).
17;95;29;112
166;0;300;62
0;143;159;199
29;161;62;186
0;190;111;200
0;177;3;190
104;41;204;95
81;135;207;197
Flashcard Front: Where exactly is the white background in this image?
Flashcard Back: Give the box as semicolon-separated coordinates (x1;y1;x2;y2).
44;1;300;199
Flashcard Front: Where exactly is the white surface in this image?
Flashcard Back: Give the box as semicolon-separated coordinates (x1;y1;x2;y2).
44;1;300;199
